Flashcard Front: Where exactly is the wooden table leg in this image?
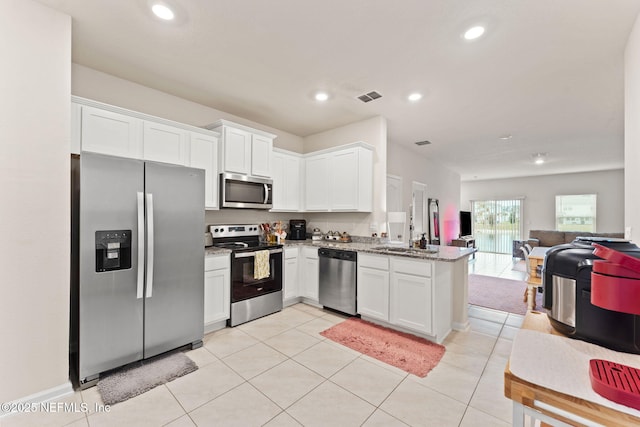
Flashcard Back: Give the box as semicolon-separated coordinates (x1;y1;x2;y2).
527;285;536;311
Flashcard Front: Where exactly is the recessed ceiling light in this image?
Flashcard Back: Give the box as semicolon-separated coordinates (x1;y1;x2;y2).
533;153;547;165
152;3;175;20
499;134;513;140
408;93;423;102
314;92;329;102
464;26;485;40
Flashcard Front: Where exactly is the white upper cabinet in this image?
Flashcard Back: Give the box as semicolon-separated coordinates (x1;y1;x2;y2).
221;126;252;174
143;121;188;165
207;119;275;178
272;149;302;212
251;134;273;177
189;132;219;210
304;154;330;211
73;97;221;211
304;143;373;212
80;105;142;158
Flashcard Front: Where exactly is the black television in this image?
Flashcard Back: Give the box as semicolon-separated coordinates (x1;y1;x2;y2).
460;211;472;237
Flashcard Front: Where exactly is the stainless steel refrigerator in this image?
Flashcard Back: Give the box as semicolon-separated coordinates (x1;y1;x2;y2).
71;152;204;388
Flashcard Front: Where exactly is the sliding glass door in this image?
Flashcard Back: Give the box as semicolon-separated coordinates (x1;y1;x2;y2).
471;199;523;254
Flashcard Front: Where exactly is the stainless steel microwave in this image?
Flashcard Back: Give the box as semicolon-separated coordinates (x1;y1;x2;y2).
220;173;273;209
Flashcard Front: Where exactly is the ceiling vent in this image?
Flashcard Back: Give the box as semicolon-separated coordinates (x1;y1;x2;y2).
415;140;432;146
357;91;383;103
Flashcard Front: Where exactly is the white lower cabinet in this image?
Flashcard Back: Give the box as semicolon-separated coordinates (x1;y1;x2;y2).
357;254;390;322
204;253;230;328
301;247;319;301
284;247;300;303
390;258;433;335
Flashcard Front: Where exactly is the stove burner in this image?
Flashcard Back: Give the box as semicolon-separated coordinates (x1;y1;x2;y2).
214;242;250;249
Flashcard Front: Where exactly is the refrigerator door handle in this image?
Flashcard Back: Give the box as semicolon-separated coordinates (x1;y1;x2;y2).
146;193;155;298
136;192;145;299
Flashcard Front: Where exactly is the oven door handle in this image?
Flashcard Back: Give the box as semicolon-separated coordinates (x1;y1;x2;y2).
234;248;283;259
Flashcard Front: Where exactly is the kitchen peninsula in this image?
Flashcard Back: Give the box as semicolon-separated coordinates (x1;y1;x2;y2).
275;240;474;344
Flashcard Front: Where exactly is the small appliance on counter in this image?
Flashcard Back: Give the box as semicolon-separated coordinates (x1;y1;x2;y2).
289;219;306;240
543;237;640;354
312;228;323;241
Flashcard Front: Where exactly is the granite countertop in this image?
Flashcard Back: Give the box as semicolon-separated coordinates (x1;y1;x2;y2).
205;239;475;261
283;239;476;262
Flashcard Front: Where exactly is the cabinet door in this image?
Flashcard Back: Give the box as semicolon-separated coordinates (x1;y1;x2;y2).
251;134;273;178
71;103;81;154
357;267;390;321
222;127;252;174
284;247;299;300
272;152;302;211
284;155;301;211
142;121;188;165
204;267;230;325
301;247;319;301
190;133;218;209
304;155;329;211
271;153;286;210
81;106;142;158
390;271;432;335
330;148;359;210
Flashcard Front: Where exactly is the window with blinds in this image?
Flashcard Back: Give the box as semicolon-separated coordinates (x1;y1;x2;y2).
471;199;523;254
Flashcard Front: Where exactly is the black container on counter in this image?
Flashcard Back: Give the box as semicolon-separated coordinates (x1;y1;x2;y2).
289;219;306;240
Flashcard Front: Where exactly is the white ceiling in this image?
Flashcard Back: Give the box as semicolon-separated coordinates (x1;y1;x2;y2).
36;0;640;181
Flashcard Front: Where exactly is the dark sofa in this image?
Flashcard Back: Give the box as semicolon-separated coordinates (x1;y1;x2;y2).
512;229;625;257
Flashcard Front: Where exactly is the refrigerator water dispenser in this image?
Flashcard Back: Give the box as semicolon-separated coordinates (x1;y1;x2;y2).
95;230;131;272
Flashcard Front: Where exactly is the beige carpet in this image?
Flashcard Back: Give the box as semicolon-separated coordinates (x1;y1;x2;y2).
468;274;542;315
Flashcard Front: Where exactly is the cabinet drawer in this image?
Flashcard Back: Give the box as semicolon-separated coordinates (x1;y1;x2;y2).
303;246;319;259
391;258;432;277
359;253;389;270
205;254;229;271
284;246;299;259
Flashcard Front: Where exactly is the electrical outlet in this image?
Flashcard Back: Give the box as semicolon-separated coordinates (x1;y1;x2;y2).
370;223;378;231
626;227;632;239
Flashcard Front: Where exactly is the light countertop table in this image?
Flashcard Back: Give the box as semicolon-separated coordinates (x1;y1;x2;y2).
505;311;640;426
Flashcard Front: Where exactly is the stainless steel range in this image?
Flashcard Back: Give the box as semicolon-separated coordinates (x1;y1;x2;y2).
210;224;283;326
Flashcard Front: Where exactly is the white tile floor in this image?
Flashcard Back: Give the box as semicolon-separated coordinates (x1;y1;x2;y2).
4;301;523;427
470;252;528;281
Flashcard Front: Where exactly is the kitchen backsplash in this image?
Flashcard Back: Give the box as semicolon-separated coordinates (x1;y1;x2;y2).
204;210;385;238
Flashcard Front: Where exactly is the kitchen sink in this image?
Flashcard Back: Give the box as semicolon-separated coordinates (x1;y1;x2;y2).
371;246;438;254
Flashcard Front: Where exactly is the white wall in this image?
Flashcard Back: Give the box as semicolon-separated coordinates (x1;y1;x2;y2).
72;64;304;153
387;145;461;245
461;169;625;238
0;0;71;403
625;13;640;242
303;116;388;237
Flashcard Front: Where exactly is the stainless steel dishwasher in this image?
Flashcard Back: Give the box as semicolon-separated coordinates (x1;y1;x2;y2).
318;248;357;315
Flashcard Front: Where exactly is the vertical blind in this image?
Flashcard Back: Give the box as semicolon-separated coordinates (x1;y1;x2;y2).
471;199;523;254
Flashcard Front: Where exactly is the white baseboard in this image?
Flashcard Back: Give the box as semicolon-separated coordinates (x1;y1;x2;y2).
452;321;471;332
0;381;74;419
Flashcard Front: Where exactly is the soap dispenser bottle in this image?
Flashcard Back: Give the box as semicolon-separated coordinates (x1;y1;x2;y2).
420;233;427;249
